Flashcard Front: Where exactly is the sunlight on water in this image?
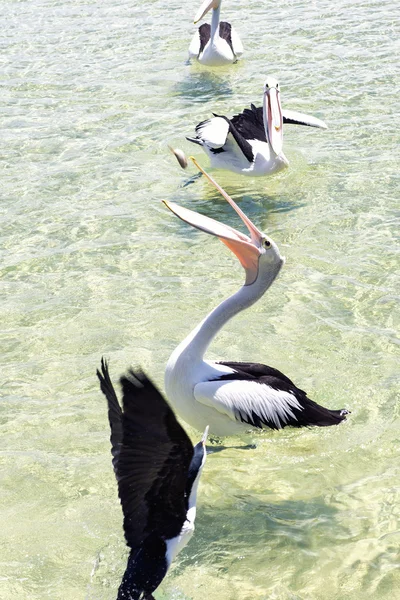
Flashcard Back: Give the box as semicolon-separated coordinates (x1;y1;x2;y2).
1;0;399;598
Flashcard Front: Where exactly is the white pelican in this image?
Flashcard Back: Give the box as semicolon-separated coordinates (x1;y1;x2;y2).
186;77;327;176
188;0;243;66
97;358;208;600
164;161;349;437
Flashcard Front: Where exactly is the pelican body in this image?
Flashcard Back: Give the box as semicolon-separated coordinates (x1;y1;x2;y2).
187;78;327;176
97;359;208;600
189;0;243;66
164;163;348;437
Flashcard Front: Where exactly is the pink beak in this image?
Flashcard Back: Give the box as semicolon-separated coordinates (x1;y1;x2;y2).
163;158;266;285
263;87;283;156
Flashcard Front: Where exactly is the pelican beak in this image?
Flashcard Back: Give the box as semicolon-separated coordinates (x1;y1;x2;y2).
263;86;283;156
168;145;188;169
194;0;219;23
163;160;265;285
201;425;209;445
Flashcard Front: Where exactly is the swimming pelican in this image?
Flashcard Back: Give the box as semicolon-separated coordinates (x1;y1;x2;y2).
164;160;349;437
97;358;208;600
186;77;327;176
188;0;243;66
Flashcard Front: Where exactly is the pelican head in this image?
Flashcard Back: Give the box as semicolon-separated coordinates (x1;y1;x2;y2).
194;0;221;24
163;159;284;287
263;77;283;157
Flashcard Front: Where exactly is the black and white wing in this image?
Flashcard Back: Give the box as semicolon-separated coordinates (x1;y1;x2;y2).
194;361;348;430
188;115;254;163
188;116;231;149
189;23;211;58
198;23;211;56
230;104;266;142
230;25;243;57
282;109;327;129
97;360;194;550
229;104;327;145
218;21;244;59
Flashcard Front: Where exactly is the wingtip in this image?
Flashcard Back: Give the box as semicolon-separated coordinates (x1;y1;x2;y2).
186;136;202;146
97;356;109;382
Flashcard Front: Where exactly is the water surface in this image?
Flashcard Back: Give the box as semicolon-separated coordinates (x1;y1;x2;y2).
1;0;399;599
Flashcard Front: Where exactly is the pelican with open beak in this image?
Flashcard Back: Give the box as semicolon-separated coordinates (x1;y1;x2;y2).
188;0;243;66
164;159;349;436
185;77;327;176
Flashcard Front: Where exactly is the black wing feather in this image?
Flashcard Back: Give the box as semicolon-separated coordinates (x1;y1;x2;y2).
198;23;210;55
230;104;266;142
219;21;234;54
98;360;194;551
97;357;123;472
224;103;322;144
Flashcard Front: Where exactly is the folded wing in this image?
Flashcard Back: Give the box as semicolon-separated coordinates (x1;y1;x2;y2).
194;361;348;430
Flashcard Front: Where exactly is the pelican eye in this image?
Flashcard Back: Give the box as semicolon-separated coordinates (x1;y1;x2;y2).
264;239;271;248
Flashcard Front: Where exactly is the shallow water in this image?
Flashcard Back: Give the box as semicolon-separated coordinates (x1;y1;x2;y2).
1;0;399;598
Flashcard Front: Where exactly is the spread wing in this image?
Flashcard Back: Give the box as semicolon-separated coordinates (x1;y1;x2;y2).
97;360;194;550
230;104;266;142
194;361;348;430
229;104;327;144
282;109;328;129
97;357;123;472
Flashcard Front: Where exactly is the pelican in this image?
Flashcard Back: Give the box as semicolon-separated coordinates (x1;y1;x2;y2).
188;0;243;66
97;358;208;600
186;77;327;176
164;160;349;437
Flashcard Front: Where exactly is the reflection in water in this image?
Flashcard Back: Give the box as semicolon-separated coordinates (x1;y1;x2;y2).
171;172;303;242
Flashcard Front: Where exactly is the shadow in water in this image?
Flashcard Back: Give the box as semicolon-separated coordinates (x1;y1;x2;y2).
173;70;234;103
175;493;347;577
169;176;305;242
181;171;203;187
206;443;257;454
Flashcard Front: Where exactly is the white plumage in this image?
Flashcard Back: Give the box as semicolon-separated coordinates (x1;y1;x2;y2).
195;379;303;430
189;0;243;66
164;165;349;437
195;117;230;148
186;78;328;177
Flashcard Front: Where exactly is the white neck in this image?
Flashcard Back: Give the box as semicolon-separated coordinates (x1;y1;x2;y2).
174;265;278;365
211;4;221;39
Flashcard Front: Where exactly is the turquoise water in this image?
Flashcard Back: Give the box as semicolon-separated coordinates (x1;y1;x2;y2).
1;0;399;598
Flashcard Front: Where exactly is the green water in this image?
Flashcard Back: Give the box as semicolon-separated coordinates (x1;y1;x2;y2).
1;0;399;598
